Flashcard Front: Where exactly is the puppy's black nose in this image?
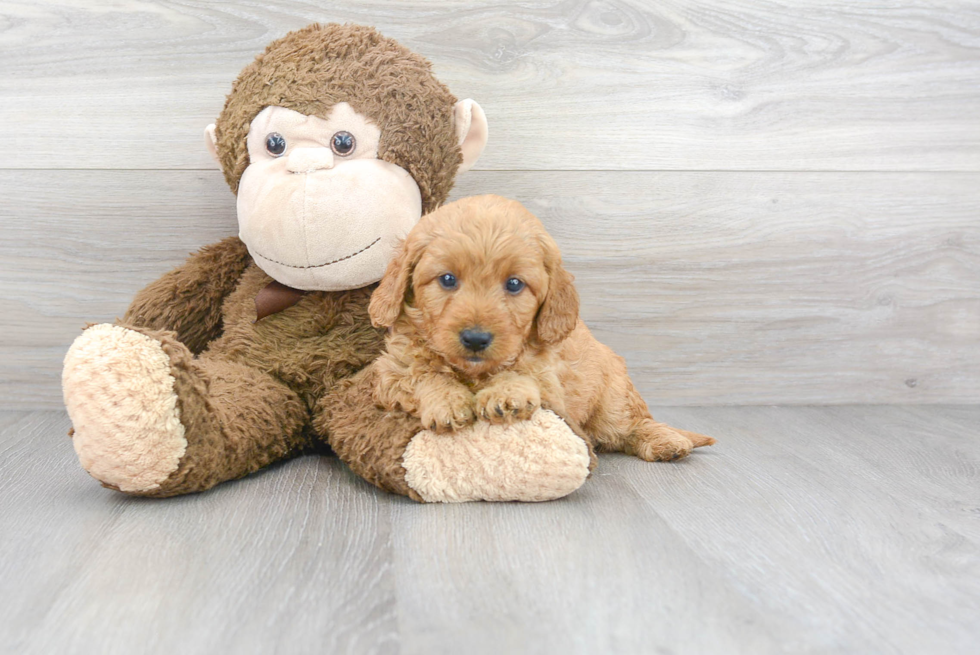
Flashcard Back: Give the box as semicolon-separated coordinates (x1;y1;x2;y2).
459;328;493;352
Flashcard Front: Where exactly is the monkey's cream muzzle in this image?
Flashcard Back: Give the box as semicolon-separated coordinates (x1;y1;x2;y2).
234;105;423;291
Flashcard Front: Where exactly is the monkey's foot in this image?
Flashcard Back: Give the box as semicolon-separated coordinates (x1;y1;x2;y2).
402;409;591;502
63;324;187;493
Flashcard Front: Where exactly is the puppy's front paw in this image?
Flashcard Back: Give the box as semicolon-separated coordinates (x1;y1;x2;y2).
419;387;476;433
475;381;541;424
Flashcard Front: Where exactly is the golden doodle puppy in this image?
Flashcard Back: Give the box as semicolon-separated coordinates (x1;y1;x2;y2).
369;195;715;461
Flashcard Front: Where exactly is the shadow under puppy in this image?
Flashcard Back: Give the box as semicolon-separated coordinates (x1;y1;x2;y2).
369;194;715;461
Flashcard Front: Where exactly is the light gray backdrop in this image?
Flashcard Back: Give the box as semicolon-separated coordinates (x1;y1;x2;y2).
2;1;978;408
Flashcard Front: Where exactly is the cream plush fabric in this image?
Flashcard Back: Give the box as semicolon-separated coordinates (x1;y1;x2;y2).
402;409;591;503
235;105;423;291
62;325;187;492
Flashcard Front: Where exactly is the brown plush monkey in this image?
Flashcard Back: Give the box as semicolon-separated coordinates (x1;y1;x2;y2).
62;23;592;502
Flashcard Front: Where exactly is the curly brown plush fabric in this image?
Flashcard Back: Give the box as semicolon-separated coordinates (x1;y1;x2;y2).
214;23;463;213
116;322;311;497
62;24;494;501
110;255;388;497
123;237;252;354
315;365;423;501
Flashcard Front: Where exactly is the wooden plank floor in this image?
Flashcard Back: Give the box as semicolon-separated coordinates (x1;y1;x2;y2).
2;406;977;655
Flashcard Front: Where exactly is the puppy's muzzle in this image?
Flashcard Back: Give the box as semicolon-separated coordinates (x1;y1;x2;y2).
459;328;493;353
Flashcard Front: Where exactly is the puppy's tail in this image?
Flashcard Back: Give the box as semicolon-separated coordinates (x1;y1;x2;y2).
676;429;717;448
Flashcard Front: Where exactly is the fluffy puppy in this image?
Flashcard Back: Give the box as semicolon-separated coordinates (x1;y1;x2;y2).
369;195;715;461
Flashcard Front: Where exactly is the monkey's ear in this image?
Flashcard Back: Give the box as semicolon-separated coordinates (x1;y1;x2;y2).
454;99;488;174
204;124;221;166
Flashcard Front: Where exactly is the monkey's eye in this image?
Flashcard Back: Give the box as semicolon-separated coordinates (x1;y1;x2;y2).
505;278;526;294
265;133;286;157
331;131;356;156
437;273;458;290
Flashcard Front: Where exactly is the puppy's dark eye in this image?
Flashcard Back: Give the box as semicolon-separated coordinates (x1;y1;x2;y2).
265;133;286;157
505;278;525;294
331;131;356;156
438;273;458;290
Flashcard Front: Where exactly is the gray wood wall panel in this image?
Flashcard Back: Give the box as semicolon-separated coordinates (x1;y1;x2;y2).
1;1;979;171
1;0;978;408
3;169;978;409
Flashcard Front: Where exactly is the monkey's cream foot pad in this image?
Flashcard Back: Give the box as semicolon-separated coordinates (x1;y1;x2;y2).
401;409;591;502
62;324;187;493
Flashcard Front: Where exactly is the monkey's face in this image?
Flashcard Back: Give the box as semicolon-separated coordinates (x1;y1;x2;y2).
236;104;423;291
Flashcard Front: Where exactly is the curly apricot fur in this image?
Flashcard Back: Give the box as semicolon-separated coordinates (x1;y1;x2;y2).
371;195;716;461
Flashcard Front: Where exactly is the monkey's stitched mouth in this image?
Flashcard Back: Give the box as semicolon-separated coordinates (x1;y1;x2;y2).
251;237;381;269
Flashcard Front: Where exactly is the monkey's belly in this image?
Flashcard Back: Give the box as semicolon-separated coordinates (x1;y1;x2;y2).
205;265;385;404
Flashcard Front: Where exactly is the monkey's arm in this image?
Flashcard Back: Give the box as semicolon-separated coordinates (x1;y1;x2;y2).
122;236;252;354
318;364;593;503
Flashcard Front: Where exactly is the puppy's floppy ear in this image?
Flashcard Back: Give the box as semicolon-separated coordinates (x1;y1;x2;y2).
369;228;429;328
535;233;580;344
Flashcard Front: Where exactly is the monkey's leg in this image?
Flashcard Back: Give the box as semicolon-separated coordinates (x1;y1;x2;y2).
315;364;594;503
63;323;309;497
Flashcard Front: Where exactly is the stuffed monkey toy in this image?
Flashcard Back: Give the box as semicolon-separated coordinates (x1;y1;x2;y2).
62;23;593;502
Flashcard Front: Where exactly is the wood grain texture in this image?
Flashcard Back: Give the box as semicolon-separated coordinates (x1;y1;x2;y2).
0;411;28;433
388;466;790;654
615;405;980;655
3;169;977;409
1;407;977;654
0;412;399;655
1;0;979;171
